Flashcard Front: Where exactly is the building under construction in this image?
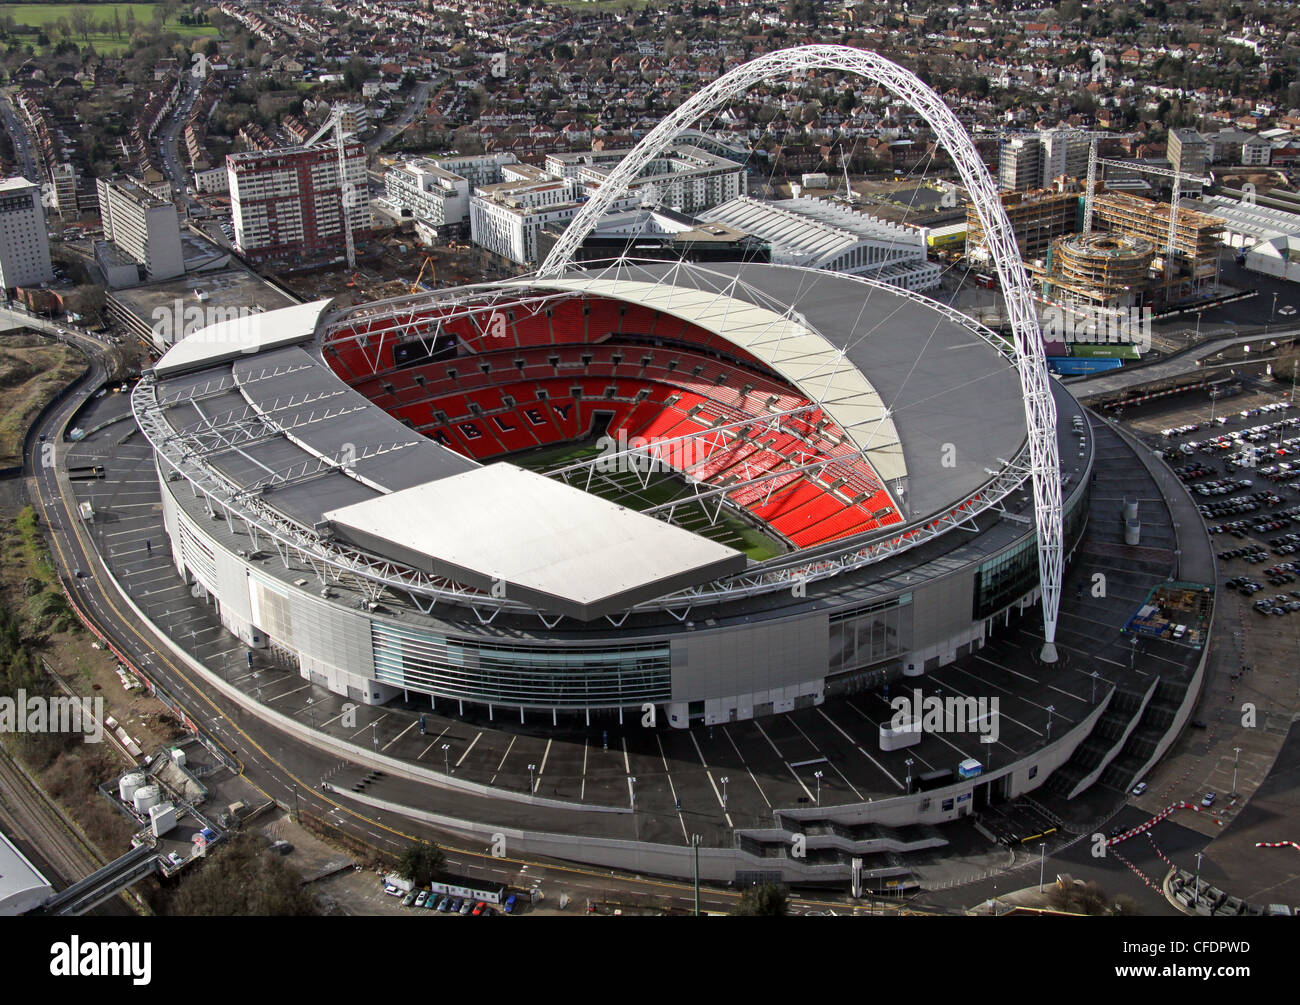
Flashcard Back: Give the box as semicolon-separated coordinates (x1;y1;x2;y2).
1040;232;1155;309
1088;192;1224;302
966;187;1081;264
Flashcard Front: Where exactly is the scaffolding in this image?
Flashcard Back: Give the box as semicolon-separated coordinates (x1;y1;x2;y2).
1089;192;1224;299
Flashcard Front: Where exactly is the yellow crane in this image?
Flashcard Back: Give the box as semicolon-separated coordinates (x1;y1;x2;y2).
411;256;437;292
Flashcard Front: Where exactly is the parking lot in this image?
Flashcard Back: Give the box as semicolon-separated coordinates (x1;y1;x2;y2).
1114;375;1300;837
51;383;1214;860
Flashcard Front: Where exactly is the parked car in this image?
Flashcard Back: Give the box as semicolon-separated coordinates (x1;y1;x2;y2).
415;890;428;908
1202;791;1217;807
1132;781;1147;796
503;893;517;914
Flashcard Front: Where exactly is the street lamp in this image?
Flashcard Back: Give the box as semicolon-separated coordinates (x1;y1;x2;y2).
980;733;995;772
371;720;378;751
1045;704;1056;740
904;758;914;794
1195;851;1204;908
814;770;823;807
1232;746;1241;797
1130;635;1139;669
528;762;536;794
630;775;638;809
1039;840;1047;892
1091;670;1100;704
442;743;450;775
720;776;729;810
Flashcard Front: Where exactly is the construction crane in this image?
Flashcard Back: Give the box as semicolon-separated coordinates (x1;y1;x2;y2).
307;105;359;270
1083;137;1212;285
410;256;437;293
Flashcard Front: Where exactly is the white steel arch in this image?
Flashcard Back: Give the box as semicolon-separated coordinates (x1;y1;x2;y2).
541;44;1064;661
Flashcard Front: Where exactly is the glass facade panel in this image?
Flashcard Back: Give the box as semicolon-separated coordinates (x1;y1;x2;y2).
371;622;671;707
828;595;913;675
974;480;1091;620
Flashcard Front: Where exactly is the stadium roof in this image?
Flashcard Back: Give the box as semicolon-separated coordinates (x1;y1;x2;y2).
699;195;922;266
0;828;51;916
324;464;747;619
153;299;333;379
507;261;1026;521
501;271;908;485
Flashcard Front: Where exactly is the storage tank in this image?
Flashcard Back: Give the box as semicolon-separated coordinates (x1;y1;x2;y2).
118;772;146;803
133;784;161;814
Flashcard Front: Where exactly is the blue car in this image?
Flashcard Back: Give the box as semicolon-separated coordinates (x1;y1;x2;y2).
436;896;451;912
503;894;517;914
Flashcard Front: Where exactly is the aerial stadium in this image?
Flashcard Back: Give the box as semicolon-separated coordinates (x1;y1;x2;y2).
132;253;1095;728
130;46;1090;732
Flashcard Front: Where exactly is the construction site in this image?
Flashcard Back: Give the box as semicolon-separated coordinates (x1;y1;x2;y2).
968;186;1227;317
272;231;522;308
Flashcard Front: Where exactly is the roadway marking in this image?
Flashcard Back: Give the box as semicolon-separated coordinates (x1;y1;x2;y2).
455;731;482;768
719;726;773;809
536;738;552;780
751;718;784;759
264;682;310;703
349;712;389;741
417;726;450;761
382;717;420;752
654;733;689;843
489;735;516;785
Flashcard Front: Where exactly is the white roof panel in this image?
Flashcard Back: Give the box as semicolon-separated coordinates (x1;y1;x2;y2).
153;299;331;379
324;464;746;619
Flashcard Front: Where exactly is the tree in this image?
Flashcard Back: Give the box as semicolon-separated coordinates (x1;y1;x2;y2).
166;834;318;915
732;883;788;916
397;840;445;887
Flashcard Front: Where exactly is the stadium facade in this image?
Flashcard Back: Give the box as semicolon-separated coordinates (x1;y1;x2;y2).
133;261;1093;728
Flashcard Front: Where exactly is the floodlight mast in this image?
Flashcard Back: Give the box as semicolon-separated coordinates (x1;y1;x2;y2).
540;44;1064;661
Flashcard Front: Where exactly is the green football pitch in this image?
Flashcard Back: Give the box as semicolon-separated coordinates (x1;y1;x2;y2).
513;439;786;562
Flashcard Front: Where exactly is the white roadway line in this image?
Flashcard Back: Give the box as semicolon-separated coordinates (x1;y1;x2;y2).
580;742;588;801
455;731;482;768
536;738;552;778
349;711;389;741
784;764;816;801
751;717;784;759
655;734;690;844
814;706;900;792
418;726;450;761
689;730;733;827
491;735;517;784
720;726;772;808
931;669;1052;737
382;716;419;752
264;682;310;703
973;653;1039;684
621;736;630;775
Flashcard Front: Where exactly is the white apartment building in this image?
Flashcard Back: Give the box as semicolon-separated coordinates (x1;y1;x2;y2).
0;177;53;288
96;176;185;281
382;153;520;235
470;165;640;266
